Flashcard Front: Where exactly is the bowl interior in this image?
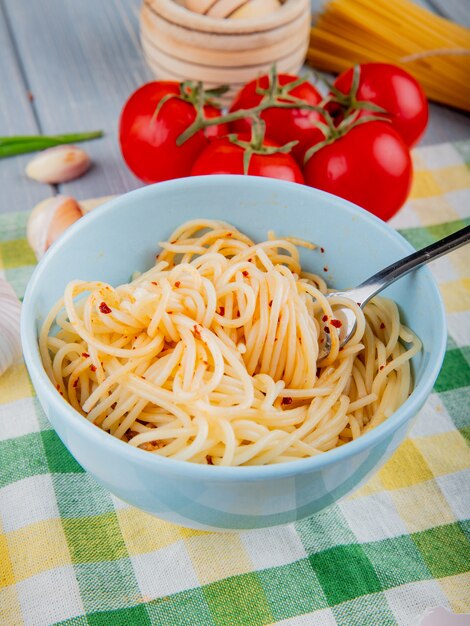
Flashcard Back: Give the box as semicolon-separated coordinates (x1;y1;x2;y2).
23;175;446;460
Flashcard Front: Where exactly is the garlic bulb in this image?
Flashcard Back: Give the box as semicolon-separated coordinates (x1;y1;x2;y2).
27;195;83;260
0;279;22;377
26;145;91;184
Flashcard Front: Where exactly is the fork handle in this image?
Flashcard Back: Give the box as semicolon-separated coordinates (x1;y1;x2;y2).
353;224;470;306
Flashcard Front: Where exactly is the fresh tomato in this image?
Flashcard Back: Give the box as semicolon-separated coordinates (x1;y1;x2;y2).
229;74;324;163
303;122;412;221
333;63;428;147
119;81;228;183
191;135;304;183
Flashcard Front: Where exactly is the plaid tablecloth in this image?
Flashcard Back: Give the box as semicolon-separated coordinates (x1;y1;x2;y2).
1;141;469;626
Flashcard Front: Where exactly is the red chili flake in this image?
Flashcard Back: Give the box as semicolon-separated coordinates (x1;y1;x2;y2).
248;258;253;262
111;402;117;410
141;375;146;379
320;338;325;343
193;325;201;338
380;322;386;329
174;281;181;288
322;314;328;322
380;365;385;370
90;365;97;372
236;311;240;318
281;397;293;406
339;346;344;351
331;319;342;328
99;302;112;314
268;300;273;307
56;384;61;390
151;281;158;286
27;90;34;102
170;240;177;244
218;306;225;316
206;455;214;464
242;270;249;277
82;352;90;358
324;326;330;334
72;379;79;388
323;267;328;272
226;232;232;238
320;247;325;253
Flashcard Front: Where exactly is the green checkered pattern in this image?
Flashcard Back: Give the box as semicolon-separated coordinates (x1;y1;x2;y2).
1;141;469;626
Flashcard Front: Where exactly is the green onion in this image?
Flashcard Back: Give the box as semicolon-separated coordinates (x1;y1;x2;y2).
0;131;103;158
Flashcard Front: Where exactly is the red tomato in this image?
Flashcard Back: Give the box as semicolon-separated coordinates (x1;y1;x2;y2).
119;81;228;183
333;63;428;147
191;135;304;184
303;122;412;221
229;74;324;162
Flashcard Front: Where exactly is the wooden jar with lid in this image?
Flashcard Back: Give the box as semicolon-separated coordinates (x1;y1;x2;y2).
140;0;311;101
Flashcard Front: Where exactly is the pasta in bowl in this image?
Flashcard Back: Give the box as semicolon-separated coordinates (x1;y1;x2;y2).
40;220;421;467
22;176;445;529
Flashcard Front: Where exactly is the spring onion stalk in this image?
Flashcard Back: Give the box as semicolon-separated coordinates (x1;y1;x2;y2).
0;131;103;158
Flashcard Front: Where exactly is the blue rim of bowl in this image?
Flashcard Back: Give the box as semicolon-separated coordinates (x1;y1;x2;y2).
21;175;447;481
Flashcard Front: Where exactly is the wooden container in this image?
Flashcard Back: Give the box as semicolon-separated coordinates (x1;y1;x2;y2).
140;0;311;101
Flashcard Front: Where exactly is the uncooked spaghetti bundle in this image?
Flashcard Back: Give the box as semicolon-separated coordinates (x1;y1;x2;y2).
308;0;470;111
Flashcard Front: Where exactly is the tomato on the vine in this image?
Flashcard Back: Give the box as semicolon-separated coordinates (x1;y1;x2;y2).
119;81;228;183
191;135;304;184
303;122;412;221
333;63;428;147
229;74;324;163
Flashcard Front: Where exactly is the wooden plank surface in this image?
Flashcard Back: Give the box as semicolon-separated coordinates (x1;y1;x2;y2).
1;0;469;215
1;0;152;208
0;1;53;215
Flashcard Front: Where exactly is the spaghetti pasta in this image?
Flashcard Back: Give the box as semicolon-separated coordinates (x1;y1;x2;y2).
308;0;470;112
40;220;421;466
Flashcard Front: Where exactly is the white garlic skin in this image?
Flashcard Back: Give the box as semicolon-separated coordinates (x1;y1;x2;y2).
0;279;22;376
26;145;91;184
27;195;83;260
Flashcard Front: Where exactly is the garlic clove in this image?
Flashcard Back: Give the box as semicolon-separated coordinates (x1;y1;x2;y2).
25;145;91;184
27;195;83;260
0;278;22;377
185;0;218;13
206;0;250;17
230;0;280;18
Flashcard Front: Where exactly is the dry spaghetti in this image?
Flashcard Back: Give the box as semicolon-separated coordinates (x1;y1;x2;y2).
40;220;421;466
308;0;470;112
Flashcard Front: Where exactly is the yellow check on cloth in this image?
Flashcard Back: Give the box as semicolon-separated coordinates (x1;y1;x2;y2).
0;140;469;626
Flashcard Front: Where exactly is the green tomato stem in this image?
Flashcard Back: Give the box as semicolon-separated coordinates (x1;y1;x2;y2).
176;101;325;147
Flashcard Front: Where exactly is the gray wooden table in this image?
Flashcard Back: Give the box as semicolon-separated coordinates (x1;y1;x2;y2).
1;0;469;215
